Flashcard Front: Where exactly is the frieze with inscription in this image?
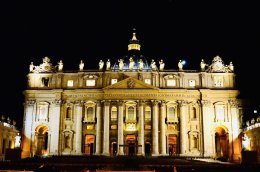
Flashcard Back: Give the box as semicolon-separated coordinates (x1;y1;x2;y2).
63;93;199;100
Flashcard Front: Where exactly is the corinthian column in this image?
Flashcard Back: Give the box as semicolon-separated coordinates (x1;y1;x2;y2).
160;101;167;155
179;100;187;155
117;101;124;155
22;100;35;158
201;100;213;157
75;102;83;154
138;101;145;155
152;100;159;156
102;101;110;156
95;101;102;155
229;99;241;161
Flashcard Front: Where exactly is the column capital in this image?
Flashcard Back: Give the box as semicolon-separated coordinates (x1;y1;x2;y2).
152;100;160;106
96;100;101;107
102;100;111;106
177;100;188;107
200;100;211;107
118;100;124;106
138;100;146;106
228;99;238;108
160;100;167;107
24;99;36;106
51;99;62;105
74;100;84;106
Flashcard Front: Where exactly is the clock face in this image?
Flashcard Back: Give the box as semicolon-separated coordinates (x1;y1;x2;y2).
44;66;50;70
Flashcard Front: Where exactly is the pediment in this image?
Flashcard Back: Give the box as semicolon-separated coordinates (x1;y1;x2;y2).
103;77;158;90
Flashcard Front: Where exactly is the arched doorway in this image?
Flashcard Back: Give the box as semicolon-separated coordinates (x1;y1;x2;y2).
168;134;178;156
84;135;95;155
35;125;49;156
215;126;229;159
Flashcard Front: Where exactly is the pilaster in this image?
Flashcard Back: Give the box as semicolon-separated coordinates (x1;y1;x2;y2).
160;101;167;155
137;101;145;156
117;101;124;155
102;100;110;156
95;101;102;155
75;101;83;154
152;100;159;156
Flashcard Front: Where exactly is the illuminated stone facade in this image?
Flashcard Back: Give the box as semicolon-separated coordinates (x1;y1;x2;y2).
22;32;242;162
242;116;260;163
0;116;19;160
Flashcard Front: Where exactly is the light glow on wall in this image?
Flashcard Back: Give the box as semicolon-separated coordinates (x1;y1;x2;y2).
126;123;136;131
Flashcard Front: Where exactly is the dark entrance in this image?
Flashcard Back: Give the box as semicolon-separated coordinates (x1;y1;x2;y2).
145;142;151;156
129;143;135;156
215;127;229;159
125;134;137;156
111;141;117;156
85;135;95;155
168;134;178;156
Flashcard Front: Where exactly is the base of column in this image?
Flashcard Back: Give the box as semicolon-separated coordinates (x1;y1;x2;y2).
137;153;145;156
159;153;168;156
203;153;214;157
102;152;110;156
152;153;159;156
95;152;102;156
118;152;125;156
179;153;187;157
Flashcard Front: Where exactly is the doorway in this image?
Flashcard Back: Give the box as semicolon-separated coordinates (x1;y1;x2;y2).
145;141;151;156
111;141;117;156
168;134;178;156
85;135;95;155
125;134;137;156
35;125;49;156
215;127;229;159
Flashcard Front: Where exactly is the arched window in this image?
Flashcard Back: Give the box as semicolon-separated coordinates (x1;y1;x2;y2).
87;107;94;121
145;106;151;120
128;106;135;121
66;107;72;119
111;106;117;121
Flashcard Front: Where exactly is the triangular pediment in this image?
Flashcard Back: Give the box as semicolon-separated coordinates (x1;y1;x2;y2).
103;77;159;90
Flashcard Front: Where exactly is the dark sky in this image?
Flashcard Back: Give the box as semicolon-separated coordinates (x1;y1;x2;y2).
1;0;259;129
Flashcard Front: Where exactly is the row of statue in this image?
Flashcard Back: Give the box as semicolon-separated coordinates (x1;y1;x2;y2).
29;56;234;73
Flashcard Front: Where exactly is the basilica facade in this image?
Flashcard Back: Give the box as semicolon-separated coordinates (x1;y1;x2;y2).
22;32;242;162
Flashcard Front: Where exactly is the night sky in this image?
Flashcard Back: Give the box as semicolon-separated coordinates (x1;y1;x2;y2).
1;0;259;129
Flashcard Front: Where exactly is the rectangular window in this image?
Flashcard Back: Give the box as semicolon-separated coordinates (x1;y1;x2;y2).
111;79;118;85
111;106;117;121
67;80;73;87
86;80;95;86
167;79;176;86
189;80;196;87
144;79;151;85
41;77;49;87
